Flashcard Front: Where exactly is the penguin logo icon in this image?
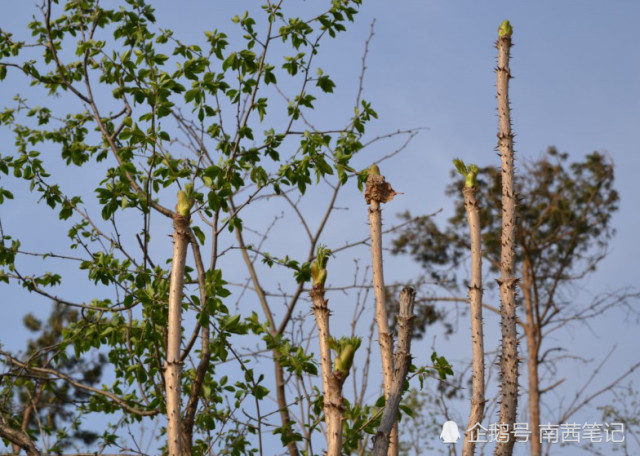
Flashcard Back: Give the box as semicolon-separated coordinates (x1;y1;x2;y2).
440;420;461;443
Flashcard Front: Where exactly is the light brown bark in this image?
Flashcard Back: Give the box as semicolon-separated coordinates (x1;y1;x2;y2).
462;186;485;456
310;286;344;456
366;172;398;456
522;257;541;455
166;213;190;456
0;419;41;456
369;199;394;394
372;287;416;456
495;29;519;456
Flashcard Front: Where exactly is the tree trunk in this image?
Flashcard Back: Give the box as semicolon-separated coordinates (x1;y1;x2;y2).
522;257;541;456
166;213;190;456
365;169;398;456
495;21;519;456
369;198;394;395
372;287;416;456
310;286;344;456
274;358;301;456
462;186;485;456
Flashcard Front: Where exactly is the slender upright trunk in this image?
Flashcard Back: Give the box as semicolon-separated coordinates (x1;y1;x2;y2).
274;360;300;456
166;213;190;456
365;166;398;456
369;197;394;393
310;284;344;456
462;184;485;456
372;287;416;456
495;20;519;456
522;257;541;455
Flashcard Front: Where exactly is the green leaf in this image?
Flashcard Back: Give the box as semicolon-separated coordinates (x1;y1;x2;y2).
316;75;335;93
452;158;467;176
192;225;206;245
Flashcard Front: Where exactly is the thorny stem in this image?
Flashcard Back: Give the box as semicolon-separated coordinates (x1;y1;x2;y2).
461;185;485;456
495;20;519;456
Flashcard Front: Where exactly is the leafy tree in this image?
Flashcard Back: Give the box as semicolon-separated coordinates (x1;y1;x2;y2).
0;1;432;455
393;147;631;454
396;147;618;291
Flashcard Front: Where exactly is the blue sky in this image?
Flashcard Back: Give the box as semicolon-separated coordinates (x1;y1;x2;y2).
1;1;639;454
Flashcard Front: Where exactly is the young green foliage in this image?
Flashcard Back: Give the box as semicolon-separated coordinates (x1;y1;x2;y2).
452;158;479;188
175;183;194;217
311;245;331;288
329;336;362;378
0;1;384;455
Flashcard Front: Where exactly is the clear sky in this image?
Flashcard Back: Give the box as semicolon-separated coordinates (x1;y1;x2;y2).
1;1;639;455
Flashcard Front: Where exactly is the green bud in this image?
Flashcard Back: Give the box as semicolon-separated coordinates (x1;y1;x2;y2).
465;164;479;188
338;344;355;374
498;20;513;38
176;189;193;216
453;159;479;188
368;164;381;176
331;336;361;377
311;261;327;288
311;245;331;288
